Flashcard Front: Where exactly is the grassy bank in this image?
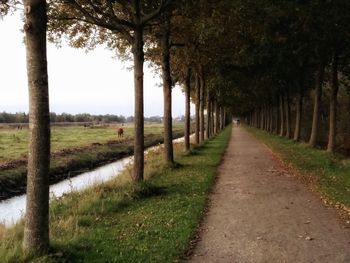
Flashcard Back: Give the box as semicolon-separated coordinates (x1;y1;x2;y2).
246;126;350;211
0;124;185;200
0;125;232;263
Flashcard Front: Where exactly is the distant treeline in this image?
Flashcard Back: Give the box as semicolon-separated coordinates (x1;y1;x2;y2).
0;112;164;124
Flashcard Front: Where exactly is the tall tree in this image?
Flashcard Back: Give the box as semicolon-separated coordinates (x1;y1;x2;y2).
309;60;326;147
206;89;211;139
327;51;339;152
279;93;284;136
285;88;291;139
195;72;200;144
160;13;174;164
184;67;191;152
22;0;51;254
293;86;303;141
199;70;205;142
48;0;172;182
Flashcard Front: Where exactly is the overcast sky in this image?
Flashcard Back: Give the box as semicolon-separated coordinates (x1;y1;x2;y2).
0;12;194;117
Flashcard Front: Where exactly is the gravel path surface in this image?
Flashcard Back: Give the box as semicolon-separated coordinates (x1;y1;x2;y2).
189;126;350;263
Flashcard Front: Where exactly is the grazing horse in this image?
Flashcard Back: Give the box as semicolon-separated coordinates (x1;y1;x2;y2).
117;127;124;138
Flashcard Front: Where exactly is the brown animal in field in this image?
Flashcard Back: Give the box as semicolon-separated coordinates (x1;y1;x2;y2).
117;127;124;138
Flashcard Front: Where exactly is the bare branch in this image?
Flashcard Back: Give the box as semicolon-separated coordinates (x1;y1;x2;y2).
65;0;133;44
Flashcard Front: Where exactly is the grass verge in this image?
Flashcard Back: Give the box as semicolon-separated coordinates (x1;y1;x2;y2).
0;125;232;263
245;126;350;214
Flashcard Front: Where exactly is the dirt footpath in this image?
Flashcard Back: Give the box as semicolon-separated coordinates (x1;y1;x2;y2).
189;126;350;263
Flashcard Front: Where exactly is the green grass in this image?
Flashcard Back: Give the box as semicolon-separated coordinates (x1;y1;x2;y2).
0;125;232;263
246;126;350;208
0;123;186;199
0;123;183;163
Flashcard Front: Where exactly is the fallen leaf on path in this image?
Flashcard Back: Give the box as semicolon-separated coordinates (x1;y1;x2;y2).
305;236;314;241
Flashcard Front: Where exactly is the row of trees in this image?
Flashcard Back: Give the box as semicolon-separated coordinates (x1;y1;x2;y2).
0;112;127;123
233;1;350;154
4;0;349;257
0;111;174;124
1;0;232;255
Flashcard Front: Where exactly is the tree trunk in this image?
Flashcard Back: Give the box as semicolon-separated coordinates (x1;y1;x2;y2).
262;107;265;129
210;99;215;136
293;87;303;141
327;51;339;152
274;103;279;134
265;104;268;132
161;17;173;163
279;93;284;136
269;104;273;133
215;101;220;133
309;61;325;147
206;90;211;139
195;73;200;144
285;89;291;139
265;104;269;131
223;108;227;127
220;106;224;130
23;0;50;253
132;27;144;182
184;67;191;152
200;73;205;142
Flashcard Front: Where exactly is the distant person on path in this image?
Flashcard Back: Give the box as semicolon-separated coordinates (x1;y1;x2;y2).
236;119;240;126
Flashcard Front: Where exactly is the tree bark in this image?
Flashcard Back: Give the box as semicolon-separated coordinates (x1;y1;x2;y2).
269;104;273;133
23;0;50;253
200;72;205;142
309;61;325;147
274;103;279;134
220;106;224;130
265;104;268;132
206;90;211;139
132;26;144;182
210;98;215;136
215;100;220;133
327;51;339;152
293;87;303;141
255;108;258;128
279;93;285;136
161;17;173;163
262;107;265;129
195;73;200;144
285;88;291;139
184;67;191;152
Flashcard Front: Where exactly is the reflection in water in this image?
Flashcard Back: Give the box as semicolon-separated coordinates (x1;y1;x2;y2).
0;156;132;227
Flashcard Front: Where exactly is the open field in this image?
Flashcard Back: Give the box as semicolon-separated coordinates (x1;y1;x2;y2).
246;126;350;213
0;126;231;263
0;123;186;200
0;123;182;164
